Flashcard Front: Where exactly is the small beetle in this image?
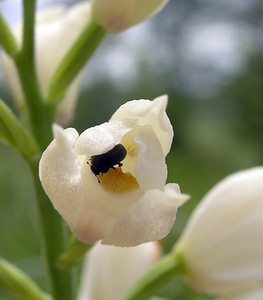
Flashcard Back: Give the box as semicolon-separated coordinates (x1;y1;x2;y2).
89;144;127;176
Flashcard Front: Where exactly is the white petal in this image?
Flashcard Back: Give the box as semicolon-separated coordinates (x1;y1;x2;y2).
74;120;134;156
39;125;81;228
176;167;263;294
78;242;161;300
102;184;189;246
134;125;167;190
71;164;142;243
91;0;168;32
110;95;173;155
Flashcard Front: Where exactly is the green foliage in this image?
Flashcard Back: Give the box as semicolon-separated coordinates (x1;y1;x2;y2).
0;99;39;160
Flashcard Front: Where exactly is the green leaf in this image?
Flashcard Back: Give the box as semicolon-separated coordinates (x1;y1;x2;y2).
0;99;39;160
0;257;52;300
0;12;19;57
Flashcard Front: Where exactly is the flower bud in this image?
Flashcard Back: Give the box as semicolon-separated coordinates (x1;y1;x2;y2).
1;1;91;124
218;285;263;300
175;167;263;296
78;242;161;300
91;0;169;32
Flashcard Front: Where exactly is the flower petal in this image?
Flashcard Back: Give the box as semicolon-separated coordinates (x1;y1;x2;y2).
102;183;189;246
176;167;263;294
91;0;169;32
134;125;167;190
78;242;161;300
70;163;142;243
110;95;173;155
39;125;81;228
74;120;134;156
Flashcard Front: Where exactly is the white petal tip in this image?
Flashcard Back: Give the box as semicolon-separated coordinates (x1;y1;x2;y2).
52;123;64;138
154;94;168;105
164;183;190;206
176;193;190;206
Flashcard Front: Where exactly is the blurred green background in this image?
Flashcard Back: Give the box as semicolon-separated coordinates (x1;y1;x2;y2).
0;0;262;299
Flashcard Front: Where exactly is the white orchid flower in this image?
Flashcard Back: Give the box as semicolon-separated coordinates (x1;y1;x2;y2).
91;0;169;32
175;167;263;296
39;95;188;246
1;1;91;124
78;242;161;300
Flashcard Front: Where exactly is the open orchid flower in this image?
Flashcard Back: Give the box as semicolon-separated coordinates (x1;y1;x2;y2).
78;242;161;300
1;1;91;124
91;0;169;32
175;167;263;296
39;95;188;246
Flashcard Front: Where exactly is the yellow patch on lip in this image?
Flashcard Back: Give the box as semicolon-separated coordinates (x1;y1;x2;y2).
98;167;139;194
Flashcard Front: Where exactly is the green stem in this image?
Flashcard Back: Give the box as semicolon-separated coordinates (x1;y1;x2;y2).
47;18;106;105
14;0;52;149
22;0;34;60
0;257;52;300
29;160;73;300
7;2;77;299
0;12;19;56
16;4;73;299
58;235;93;270
123;253;184;300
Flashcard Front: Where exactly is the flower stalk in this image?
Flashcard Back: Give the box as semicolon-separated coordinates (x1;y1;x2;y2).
29;159;73;300
14;0;52;149
47;18;106;106
123;253;184;300
58;235;92;270
5;1;73;299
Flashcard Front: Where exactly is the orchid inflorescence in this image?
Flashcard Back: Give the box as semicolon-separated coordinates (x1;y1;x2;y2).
0;1;262;300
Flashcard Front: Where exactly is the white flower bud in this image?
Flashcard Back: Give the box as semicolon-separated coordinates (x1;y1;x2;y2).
91;0;169;32
175;167;263;296
39;95;188;246
78;242;161;300
1;1;91;124
218;285;263;300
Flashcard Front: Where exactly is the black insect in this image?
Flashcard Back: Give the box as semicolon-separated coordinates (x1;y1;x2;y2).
89;144;127;176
